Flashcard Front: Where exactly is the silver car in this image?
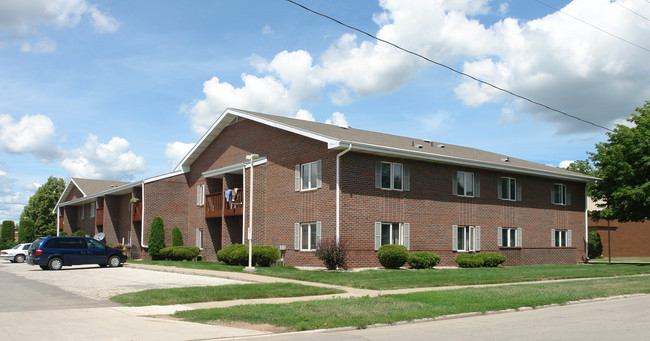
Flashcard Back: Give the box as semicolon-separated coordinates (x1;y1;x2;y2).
1;243;32;263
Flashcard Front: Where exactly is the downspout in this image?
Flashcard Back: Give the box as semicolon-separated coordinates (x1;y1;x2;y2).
140;181;148;248
56;206;60;236
584;186;588;262
242;163;246;244
336;144;352;245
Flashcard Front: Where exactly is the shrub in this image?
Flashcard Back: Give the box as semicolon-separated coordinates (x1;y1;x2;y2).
407;251;441;269
72;230;87;237
478;252;507;267
253;245;281;267
172;226;184;247
455;253;485;268
316;238;350;270
160;246;201;261
112;243;123;250
377;244;409;269
588;231;603;259
1;221;15;249
59;231;68;236
19;219;36;243
217;244;245;265
147;216;166;259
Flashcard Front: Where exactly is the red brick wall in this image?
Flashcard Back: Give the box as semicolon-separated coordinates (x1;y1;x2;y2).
589;220;650;257
103;194;131;245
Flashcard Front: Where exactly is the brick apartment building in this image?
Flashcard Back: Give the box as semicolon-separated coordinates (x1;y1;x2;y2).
54;108;597;267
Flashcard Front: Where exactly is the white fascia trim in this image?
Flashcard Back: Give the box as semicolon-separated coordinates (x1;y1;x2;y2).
203;157;268;178
143;170;185;184
53;180;79;213
332;141;598;183
57;181;141;207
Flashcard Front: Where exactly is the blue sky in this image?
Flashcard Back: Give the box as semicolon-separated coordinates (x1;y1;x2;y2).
1;0;649;222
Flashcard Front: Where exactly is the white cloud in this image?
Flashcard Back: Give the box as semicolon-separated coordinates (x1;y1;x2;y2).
558;160;575;169
261;25;273;35
0;114;63;161
0;169;33;222
294;109;315;122
165;141;194;169
20;37;56;53
325;112;349;127
60;134;146;180
88;5;119;33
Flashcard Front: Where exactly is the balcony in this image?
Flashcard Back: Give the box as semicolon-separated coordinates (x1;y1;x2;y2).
132;201;142;222
95;207;104;226
206;190;243;218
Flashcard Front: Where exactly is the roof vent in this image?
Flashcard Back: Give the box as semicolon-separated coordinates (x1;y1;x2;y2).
339;125;349;129
437;144;445;148
415;144;423;149
423;139;432;143
501;157;510;162
110;185;115;187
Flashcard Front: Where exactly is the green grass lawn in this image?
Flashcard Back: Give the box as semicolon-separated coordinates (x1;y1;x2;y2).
590;257;650;263
110;283;343;306
174;276;650;331
131;260;650;290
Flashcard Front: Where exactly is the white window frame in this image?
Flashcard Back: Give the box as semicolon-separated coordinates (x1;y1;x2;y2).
196;184;205;206
381;162;403;191
195;228;204;250
454;171;479;197
552;229;572;247
498;227;522;247
296;222;321;251
452;225;481;252
374;222;410;250
552;183;567;205
300;160;322;191
499;177;517;201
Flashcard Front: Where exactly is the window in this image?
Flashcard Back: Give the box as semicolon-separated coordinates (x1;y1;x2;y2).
80;205;84;219
295;160;322;191
374;222;410;250
375;161;410;191
90;202;95;218
552;229;571;247
452;225;481;252
498;227;522;247
552;183;569;205
453;171;479;197
498;177;519;201
294;222;321;251
196;184;205;206
196;228;204;249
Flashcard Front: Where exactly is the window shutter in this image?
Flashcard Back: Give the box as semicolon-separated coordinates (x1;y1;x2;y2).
497;179;503;200
201;185;205;206
403;164;410;191
551;185;556;204
517;228;522;247
567;230;572;247
497;227;502;247
403;223;410;250
474;174;480;198
452;171;458;195
295;165;300;191
452;225;458;251
196;186;200;206
516;180;522;201
566;190;571;206
316;160;322;189
316;221;322;247
375;161;382;189
551;229;555;247
374;222;381;250
195;229;199;248
475;226;481;251
294;223;300;250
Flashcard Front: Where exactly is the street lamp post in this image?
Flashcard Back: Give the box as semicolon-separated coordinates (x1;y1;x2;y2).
244;153;258;272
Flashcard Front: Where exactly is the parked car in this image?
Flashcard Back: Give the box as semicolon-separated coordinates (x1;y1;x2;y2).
1;243;32;263
27;236;127;270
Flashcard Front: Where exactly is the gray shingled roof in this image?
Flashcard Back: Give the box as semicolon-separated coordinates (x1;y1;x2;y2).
72;178;130;196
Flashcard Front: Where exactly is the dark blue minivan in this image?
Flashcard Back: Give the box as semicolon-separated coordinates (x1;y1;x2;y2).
27;236;127;270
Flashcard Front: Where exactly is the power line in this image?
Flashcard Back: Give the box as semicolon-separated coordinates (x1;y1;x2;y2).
534;0;650;53
284;0;613;132
613;1;650;22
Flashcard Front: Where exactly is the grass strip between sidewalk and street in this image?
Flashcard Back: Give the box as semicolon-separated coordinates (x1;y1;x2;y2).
174;276;650;331
110;283;344;306
131;260;650;290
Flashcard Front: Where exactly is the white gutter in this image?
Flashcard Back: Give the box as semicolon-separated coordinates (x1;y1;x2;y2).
140;181;147;248
336;144;352;245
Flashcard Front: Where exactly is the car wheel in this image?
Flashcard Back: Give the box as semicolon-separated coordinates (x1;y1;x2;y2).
108;255;121;267
14;254;26;263
48;257;63;270
39;265;49;270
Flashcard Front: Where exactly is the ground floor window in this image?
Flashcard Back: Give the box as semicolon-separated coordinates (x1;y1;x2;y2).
499;227;522;247
374;222;410;250
195;228;203;249
453;225;480;252
294;222;321;251
552;229;571;247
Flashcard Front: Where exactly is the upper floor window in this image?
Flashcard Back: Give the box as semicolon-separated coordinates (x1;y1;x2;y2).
498;227;522;247
452;225;480;252
498;177;520;201
375;161;410;191
552;183;570;205
374;222;410;250
453;171;479;197
552;229;571;247
295;160;322;191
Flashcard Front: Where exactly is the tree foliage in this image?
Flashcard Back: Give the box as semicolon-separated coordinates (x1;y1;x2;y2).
589;101;650;222
1;220;16;249
564;159;596;176
148;216;166;259
20;176;65;237
17;219;36;243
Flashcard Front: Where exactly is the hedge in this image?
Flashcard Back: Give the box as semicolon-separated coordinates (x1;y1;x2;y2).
407;251;441;269
160;246;201;261
588;231;603;259
71;230;87;237
172;226;184;247
217;244;245;265
216;244;281;267
455;253;507;268
377;244;409;269
479;252;507;267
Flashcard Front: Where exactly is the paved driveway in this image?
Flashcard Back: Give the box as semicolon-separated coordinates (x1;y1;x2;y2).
1;261;245;300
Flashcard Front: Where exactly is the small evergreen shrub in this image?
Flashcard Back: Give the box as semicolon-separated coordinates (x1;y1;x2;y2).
59;231;68;236
147;216;166;259
377;244;409;269
478;252;507;267
316;238;350;270
253;245;281;267
72;230;87;237
588;231;603;259
407;251;441;269
160;246;201;261
172;226;184;247
454;253;485;268
217;244;245;265
19;219;36;243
